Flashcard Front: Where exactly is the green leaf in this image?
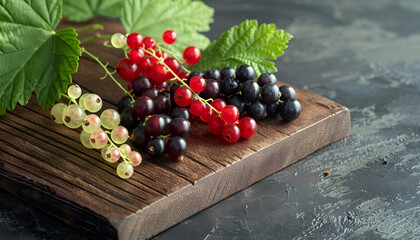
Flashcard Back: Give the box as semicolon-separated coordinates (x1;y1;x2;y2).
191;20;293;76
62;0;122;22
0;0;81;114
121;0;214;55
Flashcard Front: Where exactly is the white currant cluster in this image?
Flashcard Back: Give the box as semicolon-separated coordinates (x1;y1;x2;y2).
50;85;142;179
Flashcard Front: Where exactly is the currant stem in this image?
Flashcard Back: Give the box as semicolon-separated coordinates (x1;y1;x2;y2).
62;93;78;105
157;45;190;73
80;34;112;45
76;24;104;35
142;48;221;115
105;133;133;165
81;47;135;102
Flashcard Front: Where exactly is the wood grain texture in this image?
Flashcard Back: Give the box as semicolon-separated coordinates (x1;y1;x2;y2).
0;19;350;239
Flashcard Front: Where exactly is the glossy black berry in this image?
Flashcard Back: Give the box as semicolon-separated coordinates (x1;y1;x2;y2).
260;83;280;105
152;95;171;115
166;137;187;161
161;114;172;135
246;100;267;120
279;99;301;122
144;115;166;137
159;90;171;99
117;96;133;113
267;101;280;118
147;137;165;158
220;77;240;96
220;67;235;79
235;64;255;83
279;85;296;101
131;125;150;149
169;118;191;138
200;79;220;99
228;94;247;114
141;88;159;98
132;76;151;96
171;107;190;120
241;80;260;102
257;73;277;87
120;107;140;131
204;68;221;81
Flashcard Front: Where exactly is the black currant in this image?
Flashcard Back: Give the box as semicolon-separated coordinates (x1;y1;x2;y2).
131;125;150;149
141;88;159;98
246;100;267;120
257;73;277;87
204;68;221;81
117;96;133;113
147;137;165;158
260;83;280;105
171;107;190;120
169;118;191;138
266;101;280;118
279;85;296;101
200;79;220;99
235;64;255;83
241;80;260;102
279;99;301;122
120;107;140;131
144;114;166;137
220;76;240;96
132;76;151;96
166;137;187;161
228;94;247;114
220;67;235;80
152;95;171;115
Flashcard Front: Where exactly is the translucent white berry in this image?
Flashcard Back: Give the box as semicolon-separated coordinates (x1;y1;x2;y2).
119;144;131;155
111;126;129;144
100;109;120;129
104;147;120;163
80;130;94;149
111;33;126;49
51;103;67;124
84;94;102;113
79;93;89;110
129;151;142;166
90;129;108;149
62;104;86;129
68;84;82;99
101;144;111;159
82;114;101;133
116;162;134;179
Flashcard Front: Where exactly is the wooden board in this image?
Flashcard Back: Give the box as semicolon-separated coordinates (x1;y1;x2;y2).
0;19;350;240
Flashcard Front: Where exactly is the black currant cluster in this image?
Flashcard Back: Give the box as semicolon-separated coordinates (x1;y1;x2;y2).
186;64;302;122
117;76;191;161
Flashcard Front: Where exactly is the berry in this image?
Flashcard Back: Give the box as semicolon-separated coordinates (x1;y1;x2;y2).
171;107;190;120
169;118;191;138
120;107;140;131
164;57;180;74
141;88;159;98
100;109;120;129
166;137;187;161
83;94;102;113
190;99;206;116
129;151;142;166
235;64;255;83
241;80;260;102
257;73;277;87
82;114;101;133
246;100;267;121
142;36;156;50
183;46;201;65
162;30;177;44
154;81;168;91
178;71;189;81
117;96;133;113
155;50;168;60
208;116;225;135
120;144;132;155
117;58;140;82
190;76;206;92
199;106;213;123
228;94;246;114
222;124;241;143
204;68;221;81
68;84;82;99
187;71;204;84
137;57;152;74
279;85;296;101
90;130;108;149
134;96;154;119
144;115;166;137
221;105;239;124
127;32;143;49
161;114;172;135
51;103;67;124
62;104;86;129
116;162;134;179
153;95;171;115
279;99;301;122
128;49;145;64
220;77;240;96
131;125;150;149
210;99;227;112
150;63;168;84
238;117;257;138
220;67;235;80
111;33;126;49
267;102;280;117
160;90;171;99
200;79;220;99
260;83;280;105
80;130;93;149
132;76;151;96
111;126;129;144
174;87;193;107
147;137;165;158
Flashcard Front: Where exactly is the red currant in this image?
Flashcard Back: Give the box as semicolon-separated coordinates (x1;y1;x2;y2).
156;50;168;59
150;63;167;84
117;58;140;82
222;124;240;143
183;46;201;65
178;72;189;80
162;30;177;44
190;99;206;116
189;76;206;92
137;57;152;74
154;81;168;91
208;116;225;135
127;32;143;49
211;99;227;112
142;37;156;50
164;57;180;74
221;105;239;124
238;117;257;138
174;87;193;107
199;106;213;122
128;49;145;64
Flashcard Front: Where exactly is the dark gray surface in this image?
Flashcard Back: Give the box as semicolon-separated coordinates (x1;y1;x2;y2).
1;0;419;239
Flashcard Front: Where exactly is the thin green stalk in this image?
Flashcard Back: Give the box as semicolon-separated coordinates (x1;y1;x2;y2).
76;24;104;35
80;34;112;45
157;45;190;73
81;47;135;102
62;93;78;105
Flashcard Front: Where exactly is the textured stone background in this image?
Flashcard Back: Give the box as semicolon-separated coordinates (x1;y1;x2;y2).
1;0;419;239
